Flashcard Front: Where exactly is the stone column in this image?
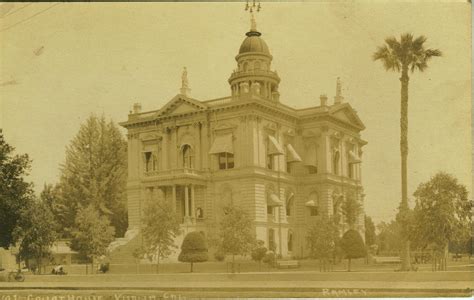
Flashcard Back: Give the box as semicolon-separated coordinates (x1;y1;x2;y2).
170;127;177;169
341;140;347;177
320;129;331;174
202;122;209;170
172;185;177;213
162;133;168;170
184;185;190;220
191;185;196;223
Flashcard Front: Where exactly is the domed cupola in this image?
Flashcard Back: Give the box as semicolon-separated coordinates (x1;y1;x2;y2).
239;31;270;55
229;14;280;102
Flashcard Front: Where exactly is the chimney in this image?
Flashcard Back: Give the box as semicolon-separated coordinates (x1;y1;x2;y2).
320;94;328;107
133;103;142;114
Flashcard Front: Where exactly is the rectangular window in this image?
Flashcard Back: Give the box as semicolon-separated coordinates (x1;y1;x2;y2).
268;229;275;251
310;207;319;216
267;205;273;215
307;166;318;174
348;162;354;179
144;152;152;172
267;155;274;170
218;153;234;170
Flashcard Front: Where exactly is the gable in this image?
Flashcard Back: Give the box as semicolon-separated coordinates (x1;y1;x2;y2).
157;94;207;117
333;110;353;124
329;104;365;130
170;102;200;114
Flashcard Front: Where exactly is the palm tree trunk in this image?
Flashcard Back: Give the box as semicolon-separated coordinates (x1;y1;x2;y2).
399;66;412;271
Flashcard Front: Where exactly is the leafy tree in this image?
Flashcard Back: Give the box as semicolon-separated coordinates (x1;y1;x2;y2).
0;132;35;248
251;240;267;270
178;231;208;272
340;229;366;272
57;115;128;237
140;197;181;273
306;217;338;272
341;194;362;229
40;184;68;236
14;200;57;274
373;34;442;271
218;205;255;273
376;220;402;255
70;205;115;267
364;216;376;246
411;172;470;271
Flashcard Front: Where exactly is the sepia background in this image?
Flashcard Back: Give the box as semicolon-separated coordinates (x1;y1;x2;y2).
0;1;471;224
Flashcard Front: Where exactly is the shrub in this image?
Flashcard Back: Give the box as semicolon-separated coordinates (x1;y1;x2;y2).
340;229;366;271
178;232;208;272
214;251;225;262
251;240;267;264
262;251;276;267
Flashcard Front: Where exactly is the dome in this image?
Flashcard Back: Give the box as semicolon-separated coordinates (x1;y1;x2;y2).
239;32;270;55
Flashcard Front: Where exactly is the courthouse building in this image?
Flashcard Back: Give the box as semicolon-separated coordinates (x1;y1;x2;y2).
109;16;367;263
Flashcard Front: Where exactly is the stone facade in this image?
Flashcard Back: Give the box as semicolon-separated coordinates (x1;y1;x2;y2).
112;18;367;262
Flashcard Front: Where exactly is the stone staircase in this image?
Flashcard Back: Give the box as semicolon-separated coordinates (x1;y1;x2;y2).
107;225;199;264
107;228;141;264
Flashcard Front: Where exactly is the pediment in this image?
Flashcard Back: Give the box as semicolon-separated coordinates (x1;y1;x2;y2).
157;95;207;117
329;104;365;130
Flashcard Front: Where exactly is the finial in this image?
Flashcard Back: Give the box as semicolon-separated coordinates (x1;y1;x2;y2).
334;77;344;104
180;67;191;96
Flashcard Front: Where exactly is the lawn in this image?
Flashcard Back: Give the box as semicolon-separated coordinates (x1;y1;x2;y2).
45;255;472;275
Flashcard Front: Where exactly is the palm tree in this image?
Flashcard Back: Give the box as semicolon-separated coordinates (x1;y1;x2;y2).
373;33;441;271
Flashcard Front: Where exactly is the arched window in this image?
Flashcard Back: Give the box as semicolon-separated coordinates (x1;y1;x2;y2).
333;150;340;175
243;62;249;72
182;144;194;168
254;61;261;70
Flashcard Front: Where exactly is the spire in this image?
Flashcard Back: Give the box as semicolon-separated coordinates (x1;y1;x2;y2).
250;12;257;32
245;0;262;37
334;77;344;104
180;67;191;96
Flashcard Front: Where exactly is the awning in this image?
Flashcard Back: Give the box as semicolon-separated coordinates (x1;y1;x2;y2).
305;199;318;207
268;135;285;155
268;194;284;207
286;144;302;162
304;143;318;167
348;150;361;164
209;134;233;154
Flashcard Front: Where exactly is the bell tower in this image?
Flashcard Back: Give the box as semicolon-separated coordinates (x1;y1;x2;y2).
228;2;280;102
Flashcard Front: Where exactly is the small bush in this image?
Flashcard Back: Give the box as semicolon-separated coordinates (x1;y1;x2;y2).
214;251;225;262
251;241;267;264
262;251;276;266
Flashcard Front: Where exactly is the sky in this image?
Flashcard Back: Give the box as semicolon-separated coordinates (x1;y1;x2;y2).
0;2;471;225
